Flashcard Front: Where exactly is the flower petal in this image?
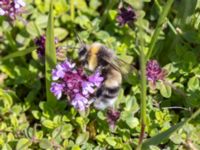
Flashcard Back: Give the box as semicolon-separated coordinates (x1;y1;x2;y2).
50;82;64;99
0;8;5;16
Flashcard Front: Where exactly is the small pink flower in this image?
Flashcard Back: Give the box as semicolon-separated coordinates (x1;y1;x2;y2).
117;5;136;26
50;82;64;99
107;108;120;129
146;60;167;84
0;0;26;20
34;35;60;58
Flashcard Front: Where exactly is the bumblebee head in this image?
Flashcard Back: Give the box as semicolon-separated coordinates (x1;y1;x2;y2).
78;43;102;71
87;43;102;71
78;42;113;71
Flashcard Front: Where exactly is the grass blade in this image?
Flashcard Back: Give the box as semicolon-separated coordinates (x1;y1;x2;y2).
1;47;36;61
70;0;75;20
142;108;200;149
146;0;174;59
4;31;17;51
45;0;57;104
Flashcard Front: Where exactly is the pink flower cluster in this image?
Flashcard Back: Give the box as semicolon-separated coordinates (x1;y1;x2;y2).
146;60;166;84
0;0;25;19
50;59;104;111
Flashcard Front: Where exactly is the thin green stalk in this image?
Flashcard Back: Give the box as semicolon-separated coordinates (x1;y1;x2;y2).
100;0;118;28
155;0;177;35
140;44;147;127
45;0;57;104
167;20;177;35
2;47;36;61
70;0;75;20
137;19;147;150
5;31;16;51
146;0;174;59
187;108;200;122
33;22;41;36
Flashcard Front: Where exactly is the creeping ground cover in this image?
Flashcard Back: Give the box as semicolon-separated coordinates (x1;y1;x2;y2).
1;0;200;149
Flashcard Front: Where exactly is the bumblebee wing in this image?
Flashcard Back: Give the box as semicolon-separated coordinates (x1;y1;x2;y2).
101;55;137;76
114;57;136;75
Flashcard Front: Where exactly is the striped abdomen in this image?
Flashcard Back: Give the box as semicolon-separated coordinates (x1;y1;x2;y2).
94;67;122;110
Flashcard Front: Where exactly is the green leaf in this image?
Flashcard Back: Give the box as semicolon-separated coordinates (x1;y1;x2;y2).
95;31;110;41
188;76;199;90
170;132;183;144
2;144;12;150
142;108;200;149
72;145;81;150
97;111;106;120
125;96;139;112
42;120;55;129
75;15;91;29
54;28;68;40
32;110;41;120
45;0;57;104
10;115;18;127
124;0;143;9
149;145;160;150
26;21;41;37
142;120;186;149
76;132;89;145
122;144;132;150
16;138;31;150
2;47;36;61
61;124;73;139
74;0;87;11
35;15;48;28
89;0;101;10
159;81;172;98
39;139;52;149
0;89;13;109
52;126;62;138
106;137;116;147
96;133;107;142
126;117;139;129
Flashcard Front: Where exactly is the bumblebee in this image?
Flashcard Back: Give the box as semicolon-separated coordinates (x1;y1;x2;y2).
79;42;131;110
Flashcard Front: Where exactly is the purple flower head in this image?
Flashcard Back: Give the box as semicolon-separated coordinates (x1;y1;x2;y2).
0;0;25;20
50;82;64;99
52;60;75;81
50;59;104;111
146;60;166;84
62;59;75;70
71;94;89;111
34;35;60;58
117;5;136;26
14;0;25;8
0;8;5;15
82;81;95;95
88;71;104;87
52;65;65;81
107;108;120;129
34;35;46;58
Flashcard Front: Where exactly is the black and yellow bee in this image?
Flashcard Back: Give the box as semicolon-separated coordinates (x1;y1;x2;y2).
78;41;133;110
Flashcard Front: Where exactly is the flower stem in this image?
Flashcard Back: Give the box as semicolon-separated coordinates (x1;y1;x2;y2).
146;0;174;59
136;18;147;150
70;0;75;20
100;0;118;28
